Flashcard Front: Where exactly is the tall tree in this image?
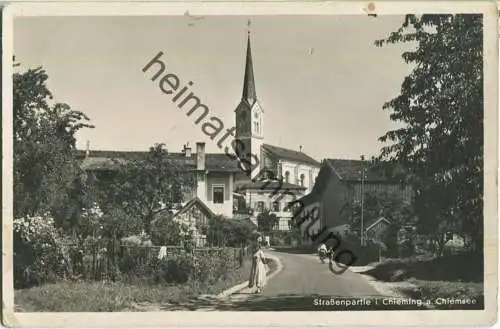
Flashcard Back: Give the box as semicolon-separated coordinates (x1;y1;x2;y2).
375;15;483;252
13;66;93;228
105;143;196;235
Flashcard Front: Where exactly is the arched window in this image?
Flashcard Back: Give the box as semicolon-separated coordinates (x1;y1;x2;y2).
300;174;305;187
285;171;290;183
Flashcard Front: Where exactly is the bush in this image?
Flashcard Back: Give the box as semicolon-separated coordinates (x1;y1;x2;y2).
154;248;241;285
270;230;301;246
207;216;257;247
270;236;283;246
256;211;278;234
13;215;68;288
150;216;192;247
326;233;380;266
117;245;157;278
155;253;194;284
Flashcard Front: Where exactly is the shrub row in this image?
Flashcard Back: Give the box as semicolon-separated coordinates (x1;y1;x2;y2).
114;247;245;285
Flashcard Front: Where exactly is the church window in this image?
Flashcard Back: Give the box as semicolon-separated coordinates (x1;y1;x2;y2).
272;201;280;212
212;185;224;204
256;201;265;212
285;171;290;183
256;122;260;134
254;112;258;119
300;174;305;187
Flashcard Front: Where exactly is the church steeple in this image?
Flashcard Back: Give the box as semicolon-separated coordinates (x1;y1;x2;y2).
235;20;264;180
242;26;257;106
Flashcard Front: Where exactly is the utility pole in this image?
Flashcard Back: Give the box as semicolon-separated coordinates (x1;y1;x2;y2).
360;167;366;246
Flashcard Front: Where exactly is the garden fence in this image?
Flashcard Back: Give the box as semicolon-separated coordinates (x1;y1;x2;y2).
56;241;251;283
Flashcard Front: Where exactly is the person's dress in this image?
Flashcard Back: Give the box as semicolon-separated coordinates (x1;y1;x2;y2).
248;249;267;291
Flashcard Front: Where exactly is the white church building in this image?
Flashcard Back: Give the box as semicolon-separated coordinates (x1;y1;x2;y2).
232;31;321;230
234;31;321;194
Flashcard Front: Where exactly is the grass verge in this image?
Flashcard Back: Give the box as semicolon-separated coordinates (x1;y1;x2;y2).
15;260;253;312
363;252;483;282
360;252;484;310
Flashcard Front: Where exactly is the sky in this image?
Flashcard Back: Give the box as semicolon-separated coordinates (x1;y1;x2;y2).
14;15;414;161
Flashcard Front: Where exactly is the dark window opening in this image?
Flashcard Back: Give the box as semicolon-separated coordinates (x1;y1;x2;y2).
213;186;224;204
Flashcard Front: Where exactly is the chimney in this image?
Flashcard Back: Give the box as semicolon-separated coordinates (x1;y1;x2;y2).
85;140;90;158
184;142;192;158
196;142;205;171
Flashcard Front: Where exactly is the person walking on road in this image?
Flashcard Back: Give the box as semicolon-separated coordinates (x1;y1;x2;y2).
248;243;267;294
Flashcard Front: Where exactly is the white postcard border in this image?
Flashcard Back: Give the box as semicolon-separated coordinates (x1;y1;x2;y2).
2;1;498;327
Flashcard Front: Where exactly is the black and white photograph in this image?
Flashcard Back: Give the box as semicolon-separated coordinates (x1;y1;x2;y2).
2;1;497;327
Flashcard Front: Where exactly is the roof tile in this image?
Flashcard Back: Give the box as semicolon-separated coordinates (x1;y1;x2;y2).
262;144;320;167
77;150;242;173
326;159;406;182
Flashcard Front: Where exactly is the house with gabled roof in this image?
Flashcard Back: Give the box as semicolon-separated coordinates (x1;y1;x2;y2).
153;197;215;247
296;158;414;243
78;142;239;218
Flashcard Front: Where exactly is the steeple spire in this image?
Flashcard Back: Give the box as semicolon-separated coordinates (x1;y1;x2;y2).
242;20;257;105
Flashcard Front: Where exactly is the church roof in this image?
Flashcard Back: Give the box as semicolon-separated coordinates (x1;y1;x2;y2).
236;180;306;192
242;32;257;106
262;144;320;167
76;150;241;173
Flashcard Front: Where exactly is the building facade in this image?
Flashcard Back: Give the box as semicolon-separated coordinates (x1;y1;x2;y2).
297;158;414;243
79;142;239;218
235;180;306;231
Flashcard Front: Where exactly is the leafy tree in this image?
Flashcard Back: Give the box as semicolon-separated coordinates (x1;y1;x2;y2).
207;216;257;247
341;191;413;235
100;208;143;241
340;191;412;255
104;143;196;235
150;215;192;247
13;65;93;229
375;15;483;253
256;211;279;234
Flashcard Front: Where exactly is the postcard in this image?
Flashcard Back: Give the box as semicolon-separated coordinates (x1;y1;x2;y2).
2;1;498;327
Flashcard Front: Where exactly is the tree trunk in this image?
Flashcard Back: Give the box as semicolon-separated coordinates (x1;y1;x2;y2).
144;211;154;237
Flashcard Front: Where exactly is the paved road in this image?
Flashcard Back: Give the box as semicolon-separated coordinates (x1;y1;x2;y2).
259;250;381;297
203;250;399;311
152;250;473;311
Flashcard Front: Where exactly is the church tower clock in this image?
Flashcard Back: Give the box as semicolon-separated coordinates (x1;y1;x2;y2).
235;26;264;179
